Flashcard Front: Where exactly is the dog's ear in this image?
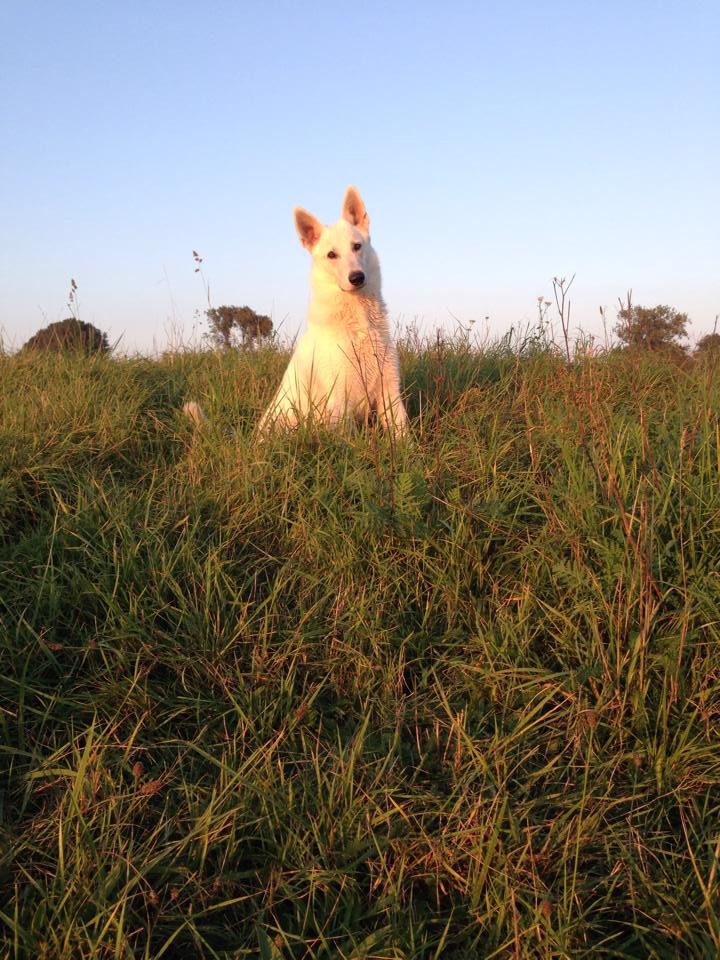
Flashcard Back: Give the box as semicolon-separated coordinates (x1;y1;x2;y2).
342;186;370;233
294;208;324;250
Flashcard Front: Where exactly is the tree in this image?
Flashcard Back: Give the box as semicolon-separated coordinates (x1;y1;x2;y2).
615;297;689;352
23;318;110;354
205;305;273;350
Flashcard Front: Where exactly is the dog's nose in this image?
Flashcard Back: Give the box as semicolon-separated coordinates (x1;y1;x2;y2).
348;271;365;288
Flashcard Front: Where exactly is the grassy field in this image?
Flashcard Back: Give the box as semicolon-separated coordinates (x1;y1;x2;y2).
1;337;719;958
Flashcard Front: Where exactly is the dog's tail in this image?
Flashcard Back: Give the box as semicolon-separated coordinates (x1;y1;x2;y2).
182;400;207;427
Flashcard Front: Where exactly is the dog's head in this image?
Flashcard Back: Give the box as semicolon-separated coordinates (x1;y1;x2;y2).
294;186;379;295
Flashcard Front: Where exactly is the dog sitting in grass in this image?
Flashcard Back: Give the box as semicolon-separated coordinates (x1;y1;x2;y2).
257;186;408;435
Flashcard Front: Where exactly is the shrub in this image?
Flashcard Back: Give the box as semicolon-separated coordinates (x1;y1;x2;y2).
694;331;720;357
615;301;688;352
22;318;110;355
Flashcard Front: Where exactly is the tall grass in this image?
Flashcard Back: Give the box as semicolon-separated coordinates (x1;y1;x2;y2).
1;339;719;958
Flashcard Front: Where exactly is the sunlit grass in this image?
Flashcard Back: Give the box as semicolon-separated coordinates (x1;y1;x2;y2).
1;341;720;958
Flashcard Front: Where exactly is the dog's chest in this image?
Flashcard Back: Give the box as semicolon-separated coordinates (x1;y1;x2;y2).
314;324;382;370
304;323;384;399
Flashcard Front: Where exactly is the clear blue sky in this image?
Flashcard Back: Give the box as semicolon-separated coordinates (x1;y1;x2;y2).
2;1;718;353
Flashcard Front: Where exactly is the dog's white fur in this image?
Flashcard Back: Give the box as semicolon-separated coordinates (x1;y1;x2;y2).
182;400;206;427
258;186;408;434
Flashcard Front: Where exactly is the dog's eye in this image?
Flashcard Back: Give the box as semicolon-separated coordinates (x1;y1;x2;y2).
327;250;338;260
352;242;362;252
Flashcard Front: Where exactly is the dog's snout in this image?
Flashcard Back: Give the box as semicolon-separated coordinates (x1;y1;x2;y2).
349;271;365;288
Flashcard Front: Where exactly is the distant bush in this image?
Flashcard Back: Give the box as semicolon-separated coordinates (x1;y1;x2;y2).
694;332;720;357
615;301;689;353
23;318;110;355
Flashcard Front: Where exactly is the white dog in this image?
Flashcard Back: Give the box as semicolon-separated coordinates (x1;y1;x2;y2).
258;186;408;435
